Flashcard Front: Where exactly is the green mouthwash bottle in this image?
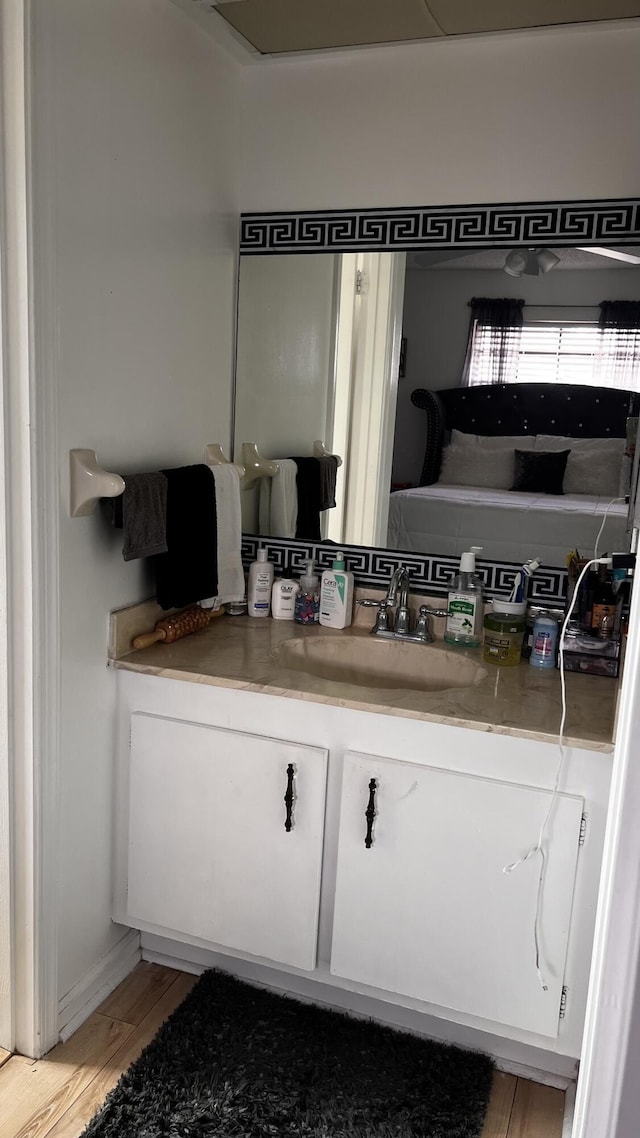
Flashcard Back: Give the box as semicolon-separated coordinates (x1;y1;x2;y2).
444;547;484;648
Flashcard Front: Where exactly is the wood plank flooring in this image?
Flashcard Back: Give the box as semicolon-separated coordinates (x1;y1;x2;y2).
0;963;565;1138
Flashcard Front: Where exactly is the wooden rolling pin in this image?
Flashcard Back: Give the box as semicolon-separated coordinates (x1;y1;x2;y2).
132;605;225;650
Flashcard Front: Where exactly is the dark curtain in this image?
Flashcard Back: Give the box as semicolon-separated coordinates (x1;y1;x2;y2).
462;296;525;386
596;300;640;391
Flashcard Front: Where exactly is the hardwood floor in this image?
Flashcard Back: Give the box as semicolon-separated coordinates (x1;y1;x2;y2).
0;963;565;1138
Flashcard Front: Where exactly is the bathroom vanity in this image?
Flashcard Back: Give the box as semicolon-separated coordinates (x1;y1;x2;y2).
111;607;614;1078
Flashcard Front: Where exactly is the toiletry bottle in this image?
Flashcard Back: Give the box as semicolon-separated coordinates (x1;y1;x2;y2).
444;547;484;648
247;549;274;618
529;615;558;669
294;560;320;624
591;567;617;635
271;577;300;621
319;553;354;629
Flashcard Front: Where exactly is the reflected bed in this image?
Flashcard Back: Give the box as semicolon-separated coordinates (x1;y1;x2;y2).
388;484;628;566
393;382;639;567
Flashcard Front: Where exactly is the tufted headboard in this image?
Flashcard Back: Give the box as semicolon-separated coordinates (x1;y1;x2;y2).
411;383;640;486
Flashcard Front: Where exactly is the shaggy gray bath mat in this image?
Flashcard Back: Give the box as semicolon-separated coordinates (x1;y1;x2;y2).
81;968;494;1137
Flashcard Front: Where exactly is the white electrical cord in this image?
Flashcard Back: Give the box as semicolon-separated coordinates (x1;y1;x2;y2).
594;496;626;561
504;556;612;991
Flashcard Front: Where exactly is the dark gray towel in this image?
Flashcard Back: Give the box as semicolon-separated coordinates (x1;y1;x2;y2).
318;455;338;511
120;472;168;562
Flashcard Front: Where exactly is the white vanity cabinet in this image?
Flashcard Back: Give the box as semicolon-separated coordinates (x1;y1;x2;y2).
113;669;611;1069
331;750;583;1038
120;710;328;971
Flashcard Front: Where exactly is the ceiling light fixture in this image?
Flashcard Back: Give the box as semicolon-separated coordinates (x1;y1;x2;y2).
504;248;560;277
504;249;529;277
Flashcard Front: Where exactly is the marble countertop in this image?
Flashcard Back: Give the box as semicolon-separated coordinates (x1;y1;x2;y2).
111;603;617;753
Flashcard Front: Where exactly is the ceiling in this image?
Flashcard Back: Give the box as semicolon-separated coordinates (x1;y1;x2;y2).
205;0;640;55
407;247;640;271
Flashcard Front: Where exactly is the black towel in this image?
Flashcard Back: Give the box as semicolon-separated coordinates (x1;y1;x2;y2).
291;457;323;541
153;465;218;611
318;455;338;511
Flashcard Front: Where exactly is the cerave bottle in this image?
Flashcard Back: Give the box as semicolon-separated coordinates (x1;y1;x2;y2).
319;553;354;629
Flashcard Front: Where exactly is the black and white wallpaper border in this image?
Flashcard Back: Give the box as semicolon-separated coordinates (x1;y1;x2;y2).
240;197;640;254
241;536;568;604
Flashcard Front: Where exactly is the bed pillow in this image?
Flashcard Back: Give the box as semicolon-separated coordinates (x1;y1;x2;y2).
451;429;535;451
562;449;624;497
511;449;570;495
535;435;624;496
535;434;625;456
439;444;515;490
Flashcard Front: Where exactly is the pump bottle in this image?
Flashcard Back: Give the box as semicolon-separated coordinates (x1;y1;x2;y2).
444;546;484;648
319;553;354;629
247;549;274;618
294;560;320;624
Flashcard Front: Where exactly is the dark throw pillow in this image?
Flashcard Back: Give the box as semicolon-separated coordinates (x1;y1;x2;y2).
511;449;570;495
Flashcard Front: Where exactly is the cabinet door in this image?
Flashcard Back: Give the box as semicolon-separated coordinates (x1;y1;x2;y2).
330;750;584;1038
126;712;327;970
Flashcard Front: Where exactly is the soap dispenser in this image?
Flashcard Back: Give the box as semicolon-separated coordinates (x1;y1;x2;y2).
444;546;484;648
294;560;320;624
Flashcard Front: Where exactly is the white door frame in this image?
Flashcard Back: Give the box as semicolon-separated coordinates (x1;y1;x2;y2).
0;23;12;1042
0;0;59;1058
341;252;405;548
572;564;640;1137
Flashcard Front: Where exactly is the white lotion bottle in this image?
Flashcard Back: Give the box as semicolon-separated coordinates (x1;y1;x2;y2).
444;546;484;648
271;577;300;620
247;548;274;618
319;552;354;629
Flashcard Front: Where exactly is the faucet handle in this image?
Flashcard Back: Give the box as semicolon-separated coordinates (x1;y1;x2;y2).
358;597;393;634
414;605;448;643
419;605;448;618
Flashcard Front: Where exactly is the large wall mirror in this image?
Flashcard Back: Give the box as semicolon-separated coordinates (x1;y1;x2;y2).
234;201;640;569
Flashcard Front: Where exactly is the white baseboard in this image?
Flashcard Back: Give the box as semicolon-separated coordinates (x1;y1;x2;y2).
58;929;141;1041
140;934;578;1088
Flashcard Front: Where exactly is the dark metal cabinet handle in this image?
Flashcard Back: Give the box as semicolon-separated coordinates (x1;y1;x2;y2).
365;778;377;848
284;763;295;832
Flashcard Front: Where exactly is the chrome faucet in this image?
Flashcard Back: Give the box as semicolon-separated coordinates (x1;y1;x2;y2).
358;565;447;644
386;566;411;635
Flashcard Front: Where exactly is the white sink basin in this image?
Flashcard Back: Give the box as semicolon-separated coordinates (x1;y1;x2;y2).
274;635;487;692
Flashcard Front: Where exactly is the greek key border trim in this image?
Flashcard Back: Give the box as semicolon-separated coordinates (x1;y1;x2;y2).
240;198;640;254
241;536;567;604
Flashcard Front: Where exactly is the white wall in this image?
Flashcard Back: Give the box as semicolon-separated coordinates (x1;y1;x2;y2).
393;265;640;483
239;23;640;210
31;0;240;1006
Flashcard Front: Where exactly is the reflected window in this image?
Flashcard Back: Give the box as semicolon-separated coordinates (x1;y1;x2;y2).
468;318;640;391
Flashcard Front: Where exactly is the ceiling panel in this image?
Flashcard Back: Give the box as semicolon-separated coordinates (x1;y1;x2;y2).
428;0;640;35
214;0;443;54
213;0;640;53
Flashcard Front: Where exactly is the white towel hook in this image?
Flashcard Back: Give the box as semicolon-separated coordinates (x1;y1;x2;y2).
240;443;280;489
204;444;245;479
69;449;125;517
313;440;343;467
